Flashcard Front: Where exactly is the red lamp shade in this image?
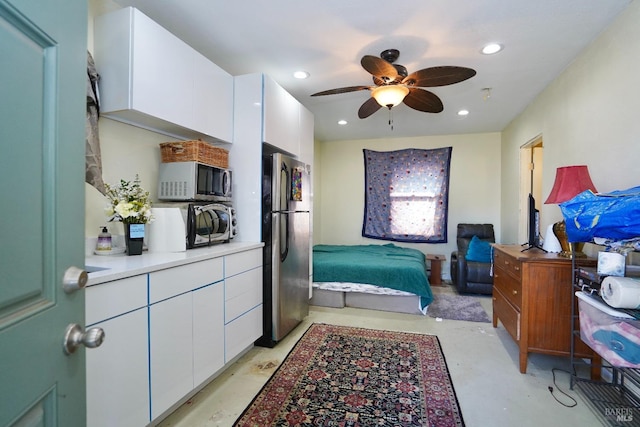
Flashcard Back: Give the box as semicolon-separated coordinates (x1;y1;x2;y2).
544;165;597;204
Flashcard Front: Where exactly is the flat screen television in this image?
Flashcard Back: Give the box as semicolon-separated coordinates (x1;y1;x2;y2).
522;193;545;252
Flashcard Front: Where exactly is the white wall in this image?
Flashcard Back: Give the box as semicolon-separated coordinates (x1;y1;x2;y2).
316;133;502;277
85;119;167;237
501;1;640;244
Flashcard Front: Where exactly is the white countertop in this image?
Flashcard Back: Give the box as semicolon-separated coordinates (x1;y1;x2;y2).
85;241;263;286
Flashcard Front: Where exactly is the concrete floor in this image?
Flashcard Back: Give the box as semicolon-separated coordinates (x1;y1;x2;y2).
157;285;600;427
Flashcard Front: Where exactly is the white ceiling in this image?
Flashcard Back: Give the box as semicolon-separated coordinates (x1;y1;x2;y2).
112;0;631;142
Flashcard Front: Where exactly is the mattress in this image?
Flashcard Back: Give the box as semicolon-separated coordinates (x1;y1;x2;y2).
312;244;433;313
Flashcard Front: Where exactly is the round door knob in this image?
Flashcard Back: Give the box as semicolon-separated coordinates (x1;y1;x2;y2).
63;323;105;355
63;266;88;293
512;290;518;295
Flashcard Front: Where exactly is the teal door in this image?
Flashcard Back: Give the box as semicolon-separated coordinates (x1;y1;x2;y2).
0;0;89;425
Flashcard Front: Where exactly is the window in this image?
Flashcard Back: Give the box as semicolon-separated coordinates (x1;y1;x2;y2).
362;147;452;243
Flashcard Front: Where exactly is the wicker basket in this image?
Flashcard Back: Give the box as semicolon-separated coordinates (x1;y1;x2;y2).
160;139;229;168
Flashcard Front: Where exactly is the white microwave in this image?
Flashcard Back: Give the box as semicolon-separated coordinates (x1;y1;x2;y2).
158;162;232;202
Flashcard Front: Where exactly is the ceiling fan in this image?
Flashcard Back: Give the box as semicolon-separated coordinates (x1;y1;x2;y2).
311;49;476;119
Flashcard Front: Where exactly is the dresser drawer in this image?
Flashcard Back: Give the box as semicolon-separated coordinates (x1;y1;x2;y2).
494;288;520;342
493;250;521;281
493;266;522;309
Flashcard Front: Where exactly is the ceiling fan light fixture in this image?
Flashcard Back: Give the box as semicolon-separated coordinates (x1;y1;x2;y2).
371;85;409;108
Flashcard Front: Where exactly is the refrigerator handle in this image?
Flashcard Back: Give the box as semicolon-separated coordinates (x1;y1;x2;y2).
280;212;289;262
280;161;290;262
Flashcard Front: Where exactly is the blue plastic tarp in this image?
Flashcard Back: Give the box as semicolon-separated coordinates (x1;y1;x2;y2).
559;186;640;242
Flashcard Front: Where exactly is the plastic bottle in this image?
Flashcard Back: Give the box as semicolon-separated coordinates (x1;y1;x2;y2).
96;226;112;252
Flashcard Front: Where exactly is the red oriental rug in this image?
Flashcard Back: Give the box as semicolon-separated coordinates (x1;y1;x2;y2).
234;323;464;426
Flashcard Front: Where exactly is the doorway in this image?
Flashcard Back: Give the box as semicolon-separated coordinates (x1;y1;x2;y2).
520;136;543;243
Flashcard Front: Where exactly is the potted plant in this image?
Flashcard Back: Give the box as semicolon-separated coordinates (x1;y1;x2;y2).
105;174;153;255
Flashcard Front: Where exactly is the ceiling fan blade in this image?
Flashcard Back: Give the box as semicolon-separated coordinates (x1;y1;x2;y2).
358;97;382;119
403;88;444;113
402;66;476;87
311;86;370;96
361;55;398;83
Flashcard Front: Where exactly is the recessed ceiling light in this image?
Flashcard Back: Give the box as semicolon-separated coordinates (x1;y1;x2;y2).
458;109;469;116
293;70;310;79
338;120;348;125
481;43;503;55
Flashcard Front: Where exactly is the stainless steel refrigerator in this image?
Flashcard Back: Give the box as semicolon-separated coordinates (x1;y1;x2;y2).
256;151;310;347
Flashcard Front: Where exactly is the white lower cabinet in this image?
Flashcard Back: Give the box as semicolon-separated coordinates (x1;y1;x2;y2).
86;275;149;427
86;247;263;425
193;282;224;386
149;292;194;420
86;308;149;427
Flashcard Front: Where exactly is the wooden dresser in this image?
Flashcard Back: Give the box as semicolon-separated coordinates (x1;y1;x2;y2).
492;244;598;374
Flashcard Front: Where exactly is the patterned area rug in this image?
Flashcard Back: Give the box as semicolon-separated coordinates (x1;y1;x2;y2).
427;294;491;323
234;324;465;426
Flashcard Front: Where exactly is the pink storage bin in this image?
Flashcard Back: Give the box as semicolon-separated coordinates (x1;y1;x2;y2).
577;291;640;368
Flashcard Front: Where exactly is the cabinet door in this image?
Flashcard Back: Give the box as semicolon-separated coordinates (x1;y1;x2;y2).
192;51;233;142
149;293;193;420
298;104;314;165
263;76;300;156
131;8;192;126
193;282;225;387
86;308;149;427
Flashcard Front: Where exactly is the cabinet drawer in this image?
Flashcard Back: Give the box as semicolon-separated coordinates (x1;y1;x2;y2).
225;248;262;277
493;250;521;281
225;267;262;322
494;288;520;342
493;267;522;309
225;305;263;362
86;275;147;325
150;258;223;303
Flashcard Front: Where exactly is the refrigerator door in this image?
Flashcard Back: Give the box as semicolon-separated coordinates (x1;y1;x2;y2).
259;152;310;345
273;153;310;214
271;210;309;341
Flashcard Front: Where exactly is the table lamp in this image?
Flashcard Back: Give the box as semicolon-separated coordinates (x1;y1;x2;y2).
544;165;597;258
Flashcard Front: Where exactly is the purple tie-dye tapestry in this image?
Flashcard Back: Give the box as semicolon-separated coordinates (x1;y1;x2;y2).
362;147;452;243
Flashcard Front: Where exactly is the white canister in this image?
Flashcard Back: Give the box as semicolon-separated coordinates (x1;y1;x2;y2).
147;208;186;253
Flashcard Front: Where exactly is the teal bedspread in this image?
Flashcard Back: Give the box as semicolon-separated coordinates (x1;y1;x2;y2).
313;244;433;308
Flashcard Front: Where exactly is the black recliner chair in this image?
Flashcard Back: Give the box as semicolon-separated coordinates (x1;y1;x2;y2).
450;223;495;295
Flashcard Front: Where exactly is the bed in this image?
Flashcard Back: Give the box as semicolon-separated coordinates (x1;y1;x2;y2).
310;244;433;315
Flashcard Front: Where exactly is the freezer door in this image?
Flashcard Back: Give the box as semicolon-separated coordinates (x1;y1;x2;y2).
272;153;310;213
271;210;310;342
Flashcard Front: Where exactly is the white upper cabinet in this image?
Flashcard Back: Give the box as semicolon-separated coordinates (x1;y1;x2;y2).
93;7;233;144
298;104;314;166
263;76;301;156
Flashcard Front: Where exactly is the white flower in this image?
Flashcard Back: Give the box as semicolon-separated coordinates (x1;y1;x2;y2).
104;175;153;224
